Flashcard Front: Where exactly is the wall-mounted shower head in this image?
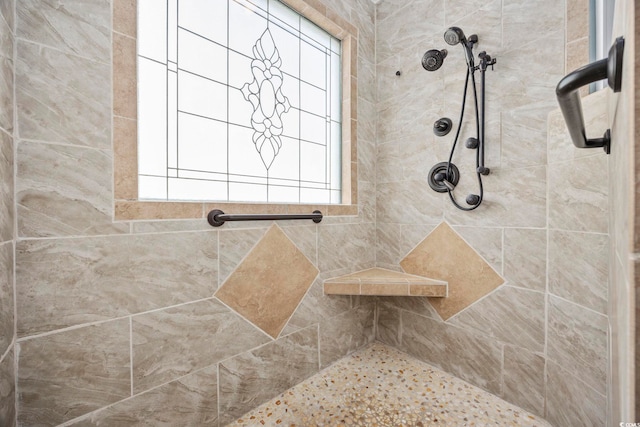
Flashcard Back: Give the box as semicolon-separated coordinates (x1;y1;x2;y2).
444;27;467;46
422;49;448;71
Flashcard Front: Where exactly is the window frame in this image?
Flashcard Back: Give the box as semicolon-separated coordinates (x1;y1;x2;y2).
113;0;358;220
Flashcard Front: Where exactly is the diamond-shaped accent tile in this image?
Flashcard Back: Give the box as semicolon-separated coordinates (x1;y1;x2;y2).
216;225;318;338
400;222;504;320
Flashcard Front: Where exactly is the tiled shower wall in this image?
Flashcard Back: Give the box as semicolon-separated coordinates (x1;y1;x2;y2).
374;0;610;425
8;0;377;425
0;0;15;425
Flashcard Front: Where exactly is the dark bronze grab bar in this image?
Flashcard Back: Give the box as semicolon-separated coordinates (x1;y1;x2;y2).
556;36;624;154
207;209;323;227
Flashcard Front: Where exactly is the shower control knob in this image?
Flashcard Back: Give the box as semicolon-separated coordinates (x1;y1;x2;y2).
466;194;480;205
433;117;452;136
465;137;479;149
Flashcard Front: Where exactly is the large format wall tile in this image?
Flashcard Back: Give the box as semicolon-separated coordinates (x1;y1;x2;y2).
502;345;544;417
0;13;13;134
132;299;270;393
0;243;13;357
377;180;444;226
547;295;608;395
17;0;110;63
376;302;401;347
0;348;15;427
216;225;318;338
16;40;110;148
400;311;502;395
546;360;606;427
450;286;544;352
218;326;319;425
16;232;218;337
401;222;504;320
18;319;130;426
218;228;267;287
17;141;128;237
549;230;608;313
318;223;375;272
548;154;609;233
503;228;546;291
319;304;375;368
0;131;13;242
69;366;218;426
502;0;564;52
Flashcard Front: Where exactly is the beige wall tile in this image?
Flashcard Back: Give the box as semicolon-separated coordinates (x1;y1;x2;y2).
0;348;15;427
16;40;111;148
114;201;203;220
113;33;137;119
16;232;218;337
0;0;13;32
0;16;13;135
452;226;503;273
566;0;589;43
0;131;13;242
216;225;319;338
17;0;110;62
319;304;375;368
549;154;609;233
113;0;136;38
218;326;319;425
503;346;544;417
547;295;608;395
503;0;564;51
450;286;544;353
401;222;504;320
17;141;128;237
0;243;13;357
113;116;137;201
132;299;270;393
218;227;267;287
546;360;606;427
376;302;401;347
70;366;218;426
567;37;590;74
400;310;502;395
318;223;375;272
549;230;608;313
503;228;546;291
18;319;130;426
377;180;444;225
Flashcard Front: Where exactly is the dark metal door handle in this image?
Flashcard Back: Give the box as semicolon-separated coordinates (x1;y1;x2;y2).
556;36;624;154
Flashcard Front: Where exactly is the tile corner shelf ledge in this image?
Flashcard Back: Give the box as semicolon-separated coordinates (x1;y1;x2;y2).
323;268;448;297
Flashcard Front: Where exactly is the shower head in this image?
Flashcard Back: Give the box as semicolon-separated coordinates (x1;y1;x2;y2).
444;27;467;46
422;49;448;71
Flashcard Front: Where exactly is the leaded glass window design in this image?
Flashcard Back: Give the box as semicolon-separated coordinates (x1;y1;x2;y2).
137;0;343;204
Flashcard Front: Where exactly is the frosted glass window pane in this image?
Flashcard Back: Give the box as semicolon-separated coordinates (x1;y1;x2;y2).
138;58;167;176
300;82;325;117
229;182;268;202
301;19;330;49
167;71;178;169
330;190;341;203
178;29;227;83
178;0;227;45
300;142;325;183
168;177;227;201
228;51;253;90
281;107;299;139
300;43;325;89
269;0;300;31
270;24;300;79
139;175;167;199
177;112;227;173
138;0;167;63
228;124;269;176
300;112;325;145
167;0;177;62
330;51;341;120
138;0;342;204
228;88;253;127
228;0;268;56
300;188;329;204
267;136;299;180
178;71;227;121
268;185;299;203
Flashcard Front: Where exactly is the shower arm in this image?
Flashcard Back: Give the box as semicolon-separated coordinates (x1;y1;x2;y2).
556;36;624;154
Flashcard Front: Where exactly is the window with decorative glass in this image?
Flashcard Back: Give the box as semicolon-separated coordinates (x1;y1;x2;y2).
137;0;343;204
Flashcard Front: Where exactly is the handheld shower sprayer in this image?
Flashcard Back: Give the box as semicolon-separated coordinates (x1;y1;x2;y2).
444;27;467;46
422;49;448;71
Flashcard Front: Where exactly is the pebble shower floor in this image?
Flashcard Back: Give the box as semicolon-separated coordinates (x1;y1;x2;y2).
229;343;552;426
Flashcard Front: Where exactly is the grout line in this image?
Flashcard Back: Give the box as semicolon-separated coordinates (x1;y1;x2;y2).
216;362;221;427
129;316;133;397
0;336;15;364
547;292;609;318
12;0;18;422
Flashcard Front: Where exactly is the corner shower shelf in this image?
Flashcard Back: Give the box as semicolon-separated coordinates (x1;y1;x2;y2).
323;268;448;297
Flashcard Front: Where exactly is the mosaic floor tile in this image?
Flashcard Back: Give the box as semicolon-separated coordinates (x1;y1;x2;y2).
228;342;551;427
